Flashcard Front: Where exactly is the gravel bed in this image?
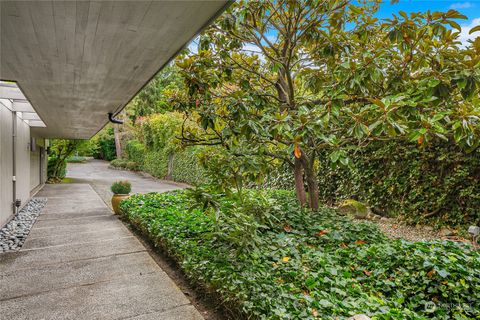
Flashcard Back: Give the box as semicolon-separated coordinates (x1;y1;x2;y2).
374;219;472;243
375;220;440;241
0;198;47;253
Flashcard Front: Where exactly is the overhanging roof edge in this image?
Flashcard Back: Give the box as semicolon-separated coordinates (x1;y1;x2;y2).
86;0;234;140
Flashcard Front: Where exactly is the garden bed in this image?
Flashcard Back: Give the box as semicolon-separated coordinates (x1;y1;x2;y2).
120;190;479;319
0;198;47;252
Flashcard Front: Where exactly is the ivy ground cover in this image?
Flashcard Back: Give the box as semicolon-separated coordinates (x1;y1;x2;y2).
120;190;479;319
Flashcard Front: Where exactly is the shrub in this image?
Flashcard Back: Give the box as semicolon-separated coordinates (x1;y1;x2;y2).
47;139;86;182
142;112;183;153
91;127;116;161
111;181;131;194
47;157;67;180
125;140;145;168
66;155;87;163
172;147;208;185
110;159;140;171
121;190;480;319
110;158;128;168
126;161;139;171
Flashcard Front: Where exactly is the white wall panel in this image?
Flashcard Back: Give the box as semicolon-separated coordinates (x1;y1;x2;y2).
41;141;48;184
0;102;13;226
29;137;47;191
15;117;31;208
30;148;40;190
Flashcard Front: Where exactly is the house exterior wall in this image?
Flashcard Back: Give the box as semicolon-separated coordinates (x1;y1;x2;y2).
0;100;46;227
30;148;40;190
16;116;31;208
41;140;48;184
0;100;14;226
30;137;47;191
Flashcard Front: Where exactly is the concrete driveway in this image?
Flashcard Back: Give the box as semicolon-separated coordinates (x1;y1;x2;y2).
0;161;202;320
67;159;185;208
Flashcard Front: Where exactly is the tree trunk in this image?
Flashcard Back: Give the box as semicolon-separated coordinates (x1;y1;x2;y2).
305;169;319;211
298;151;320;211
294;157;307;207
166;153;174;180
114;126;122;159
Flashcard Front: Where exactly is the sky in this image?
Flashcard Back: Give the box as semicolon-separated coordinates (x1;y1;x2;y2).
189;0;480;52
376;1;480;45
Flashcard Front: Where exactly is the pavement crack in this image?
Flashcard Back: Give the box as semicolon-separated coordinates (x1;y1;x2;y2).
0;270;157;302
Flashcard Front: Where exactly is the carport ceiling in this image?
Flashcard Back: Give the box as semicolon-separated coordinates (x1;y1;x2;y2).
0;0;230;139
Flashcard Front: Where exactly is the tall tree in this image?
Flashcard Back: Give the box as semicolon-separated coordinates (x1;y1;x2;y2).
129;64;184;122
172;0;480;210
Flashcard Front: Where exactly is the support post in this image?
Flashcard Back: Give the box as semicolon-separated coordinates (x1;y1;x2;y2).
12;111;17;214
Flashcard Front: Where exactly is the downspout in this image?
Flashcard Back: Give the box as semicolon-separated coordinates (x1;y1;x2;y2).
108;112;123;124
12;111;17;214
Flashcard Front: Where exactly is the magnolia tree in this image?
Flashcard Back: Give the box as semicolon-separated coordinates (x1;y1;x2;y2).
171;0;480;210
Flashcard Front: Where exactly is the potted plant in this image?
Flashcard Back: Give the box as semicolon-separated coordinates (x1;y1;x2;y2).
111;180;131;214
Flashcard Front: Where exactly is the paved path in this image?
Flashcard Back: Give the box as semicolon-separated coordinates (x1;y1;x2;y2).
67;159;184;208
0;162;202;320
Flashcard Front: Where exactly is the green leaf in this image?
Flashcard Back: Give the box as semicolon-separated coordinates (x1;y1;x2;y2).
319;299;334;308
446;20;461;31
438;269;449;278
330;151;341;163
469;25;480;34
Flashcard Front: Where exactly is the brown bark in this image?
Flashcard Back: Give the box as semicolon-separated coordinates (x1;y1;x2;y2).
166;153;174;180
305;170;319;211
298;150;320;211
114;126;122;159
294;157;307;207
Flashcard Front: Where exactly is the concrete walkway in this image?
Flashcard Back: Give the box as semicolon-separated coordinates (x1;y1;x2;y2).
66;159;184;209
0;163;202;319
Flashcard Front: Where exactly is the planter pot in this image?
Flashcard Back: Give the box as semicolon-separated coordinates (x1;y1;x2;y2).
111;194;130;214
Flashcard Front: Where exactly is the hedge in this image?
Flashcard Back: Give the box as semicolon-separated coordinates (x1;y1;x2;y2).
143;151;168;179
125;140;145;167
115;113;209;186
172;147;209;185
316;142;480;227
112;144;207;186
261;141;480;227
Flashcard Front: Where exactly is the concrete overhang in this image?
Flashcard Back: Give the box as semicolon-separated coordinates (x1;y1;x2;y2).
0;0;231;139
0;81;46;127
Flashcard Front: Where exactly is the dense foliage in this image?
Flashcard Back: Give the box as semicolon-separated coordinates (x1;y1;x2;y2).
120;190;480;319
47;139;86;182
125;140;145;167
172;147;209;185
316;142;480;227
94;2;480;319
113;105;480;226
171;0;480;211
263;141;480;227
110;112;209;186
128;65;184;122
143;151;168;178
91;126;117;161
102;0;480;227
